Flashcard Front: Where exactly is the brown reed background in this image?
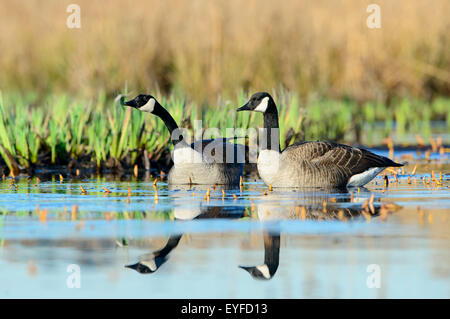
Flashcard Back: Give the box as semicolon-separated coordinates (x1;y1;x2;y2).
0;0;449;103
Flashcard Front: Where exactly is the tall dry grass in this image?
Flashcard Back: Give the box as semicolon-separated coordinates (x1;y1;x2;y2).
0;0;449;102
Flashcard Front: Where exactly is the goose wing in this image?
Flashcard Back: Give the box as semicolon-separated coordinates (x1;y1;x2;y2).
283;141;402;175
283;141;336;160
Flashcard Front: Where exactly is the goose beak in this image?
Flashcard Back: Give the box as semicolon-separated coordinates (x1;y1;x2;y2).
236;102;251;112
238;265;253;272
124;98;138;108
125;262;152;274
238;265;256;277
125;263;139;270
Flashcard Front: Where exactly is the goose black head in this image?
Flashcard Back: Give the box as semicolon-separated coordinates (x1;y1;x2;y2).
124;94;160;113
125;262;156;274
125;254;169;274
239;264;274;280
237;92;275;114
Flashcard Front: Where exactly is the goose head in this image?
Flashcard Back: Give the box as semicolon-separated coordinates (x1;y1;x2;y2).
124;94;161;113
237;92;275;114
125;252;169;274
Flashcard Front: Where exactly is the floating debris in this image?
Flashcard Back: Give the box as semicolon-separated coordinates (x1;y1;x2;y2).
415;135;425;147
39;209;48;223
369;194;375;214
105;212;113;222
301;206;306;220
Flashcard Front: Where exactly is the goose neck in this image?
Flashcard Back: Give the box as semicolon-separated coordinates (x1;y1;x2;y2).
153;106;183;146
262;108;280;152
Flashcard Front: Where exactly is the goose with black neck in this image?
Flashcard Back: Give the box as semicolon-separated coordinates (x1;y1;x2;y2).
237;92;404;188
124;94;245;185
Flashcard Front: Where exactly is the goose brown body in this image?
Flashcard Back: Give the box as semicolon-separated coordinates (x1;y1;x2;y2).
258;140;402;188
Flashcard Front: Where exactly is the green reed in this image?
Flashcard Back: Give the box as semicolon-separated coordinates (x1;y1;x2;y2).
0;90;448;174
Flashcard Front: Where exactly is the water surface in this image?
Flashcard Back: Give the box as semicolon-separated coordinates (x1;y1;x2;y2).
0;149;449;298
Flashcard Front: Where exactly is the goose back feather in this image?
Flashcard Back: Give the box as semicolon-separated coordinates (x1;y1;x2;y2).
260;141;402;188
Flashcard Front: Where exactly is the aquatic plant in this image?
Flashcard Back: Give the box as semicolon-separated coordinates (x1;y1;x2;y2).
0;90;448;174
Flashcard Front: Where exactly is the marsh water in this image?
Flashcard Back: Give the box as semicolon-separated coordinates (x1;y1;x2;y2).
0;149;449;298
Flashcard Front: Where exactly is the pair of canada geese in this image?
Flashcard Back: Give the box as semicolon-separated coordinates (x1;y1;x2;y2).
123;92;403;188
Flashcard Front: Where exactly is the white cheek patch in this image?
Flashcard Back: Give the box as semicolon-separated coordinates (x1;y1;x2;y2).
256;265;271;279
139;98;156;112
140;259;157;272
254;97;269;113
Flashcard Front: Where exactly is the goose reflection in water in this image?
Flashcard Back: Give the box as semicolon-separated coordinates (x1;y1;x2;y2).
126;187;401;279
126;185;244;274
238;188;401;280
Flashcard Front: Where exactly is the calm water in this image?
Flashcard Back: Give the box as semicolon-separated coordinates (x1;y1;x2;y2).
0;149;449;298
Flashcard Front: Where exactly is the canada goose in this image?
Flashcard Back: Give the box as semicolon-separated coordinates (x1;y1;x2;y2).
124;94;245;185
237;92;404;188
